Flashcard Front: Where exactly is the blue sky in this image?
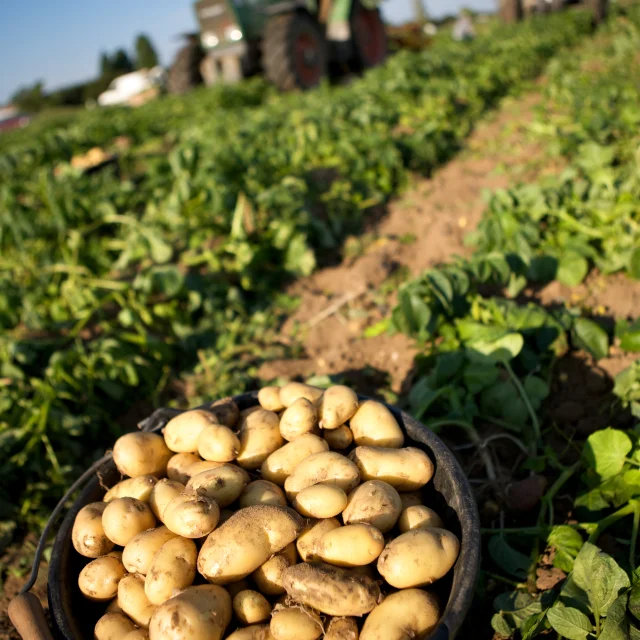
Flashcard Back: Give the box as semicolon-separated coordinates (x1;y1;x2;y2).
1;0;495;103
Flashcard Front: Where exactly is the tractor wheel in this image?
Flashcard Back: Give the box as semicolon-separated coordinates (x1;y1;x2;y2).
500;0;523;22
263;12;328;91
350;0;387;71
168;40;204;95
585;0;608;24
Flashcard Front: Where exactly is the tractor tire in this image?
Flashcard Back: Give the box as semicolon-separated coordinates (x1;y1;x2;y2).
350;0;387;71
263;12;328;91
168;41;204;95
500;0;523;22
586;0;608;24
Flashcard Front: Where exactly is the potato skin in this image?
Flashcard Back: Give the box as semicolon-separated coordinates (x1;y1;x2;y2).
148;584;232;640
104;476;158;503
317;524;385;567
123;631;150;640
122;526;178;575
360;589;440;640
284;451;360;499
342;480;402;533
164;409;218;453
325;617;359;640
279;383;323;408
318;385;358;430
208;397;240;428
240;480;287;508
296;518;341;562
349;446;433;491
145;536;197;605
78;555;126;601
252;543;297;595
187;464;250;507
162;491;219;538
258;386;285;412
198;505;303;584
166;453;201;484
293;484;347;519
349;401;404;448
198;424;241;462
260;434;329;486
118;573;157;628
236;409;284;470
149;479;185;521
279;398;318;441
113;432;172;478
282;563;380;616
398;505;444;532
270;606;322;640
72;502;114;558
233;589;272;624
324;426;353;451
377;528;460;588
399;491;423;510
102;497;156;547
226;625;275;640
94;612;137;640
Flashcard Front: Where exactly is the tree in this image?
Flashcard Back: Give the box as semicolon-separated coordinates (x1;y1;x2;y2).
11;81;47;112
413;0;428;25
100;52;113;76
111;49;134;74
135;34;159;69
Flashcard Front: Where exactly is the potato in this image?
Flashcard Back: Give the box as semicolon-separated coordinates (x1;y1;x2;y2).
293;484;347;518
94;612;137;640
399;491;423;510
102;498;156;547
279;398;318;441
122;526;177;575
198;424;241;462
105;550;123;561
318;385;358;430
349;401;404;448
187;464;250;507
198;505;303;584
342;480;402;533
167;453;201;484
162;490;219;538
78;555;127;601
106;598;125;614
233;589;272;625
145;536;197;605
279;382;323;408
187;459;225;476
324;426;353;451
398;505;444;532
325;617;359;640
270;606;322;640
349;446;433;491
258;386;285;412
282;563;380;616
164;409;218;453
104;476;158;503
113;432;172;478
148;584;232;640
377;528;460;588
149;479;185;521
360;589;440;640
260;434;329;486
226;625;274;640
296;518;341;562
236;409;283;470
227;578;252;599
118;573;156;628
208;397;240;428
123;631;150;640
317;524;384;566
252;542;297;595
284;451;360;500
240;480;287;508
72;502;114;558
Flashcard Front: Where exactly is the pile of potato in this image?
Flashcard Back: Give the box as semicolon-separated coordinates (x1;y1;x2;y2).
73;383;461;640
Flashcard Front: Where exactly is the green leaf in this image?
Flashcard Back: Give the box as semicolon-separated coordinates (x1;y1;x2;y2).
619;319;640;353
150;265;184;298
629;582;640;623
524;375;550;409
572;318;609;360
548;525;583;572
491;612;515;638
574;488;610;512
557;253;589;287
468;332;524;363
396;289;432;339
285;234;315;276
363;318;390;338
583;428;633;480
463;362;500;394
599;593;629;640
146;233;173;264
488;535;530;579
547;606;593;640
521;611;549;639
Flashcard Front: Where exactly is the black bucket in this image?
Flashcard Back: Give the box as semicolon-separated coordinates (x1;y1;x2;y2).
48;393;480;639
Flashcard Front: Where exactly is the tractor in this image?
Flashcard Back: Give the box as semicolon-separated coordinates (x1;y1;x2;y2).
168;0;387;93
500;0;608;23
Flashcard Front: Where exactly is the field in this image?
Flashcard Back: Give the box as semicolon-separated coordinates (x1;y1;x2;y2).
2;4;640;639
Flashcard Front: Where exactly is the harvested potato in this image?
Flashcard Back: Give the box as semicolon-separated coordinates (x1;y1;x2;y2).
360;589;440;640
106;598;125;614
78;555;127;601
198;424;241;462
279;382;323;408
123;526;178;575
260;434;329;486
252;542;297;595
325;617;359;640
296;518;341;562
208;397;240;428
398;491;423;510
148;584;232;640
167;453;201;484
113;432;172;478
226;625;274;640
145;536;197;604
398;505;444;532
104;476;158;503
349;446;433;491
349;401;404;448
149;479;185;521
323;426;353;450
293;484;347;518
282;563;380;616
105;550;123;560
318;385;358;430
279;398;318;441
118;573;156;628
240;480;287;508
123;631;150;640
270;606;323;640
187;459;225;476
162;490;219;538
236;409;283;470
233;589;272;625
284;451;360;500
94;612;137;640
258;386;285;412
317;524;384;567
187;464;250;507
342;480;402;533
227;578;252;600
72;502;114;558
102;497;156;546
377;528;460;588
164;409;218;453
198;505;303;583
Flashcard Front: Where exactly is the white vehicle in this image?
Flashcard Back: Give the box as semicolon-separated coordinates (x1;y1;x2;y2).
97;67;165;107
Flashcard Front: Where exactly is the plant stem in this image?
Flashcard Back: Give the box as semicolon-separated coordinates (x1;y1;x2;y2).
630;501;640;572
587;502;637;544
483;570;526;588
503;361;541;453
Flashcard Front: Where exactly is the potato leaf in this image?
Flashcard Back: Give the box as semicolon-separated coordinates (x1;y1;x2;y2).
547;605;593;640
583;428;632;480
572;318;609;360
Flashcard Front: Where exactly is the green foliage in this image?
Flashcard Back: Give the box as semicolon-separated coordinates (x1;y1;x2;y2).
135;34;159;69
